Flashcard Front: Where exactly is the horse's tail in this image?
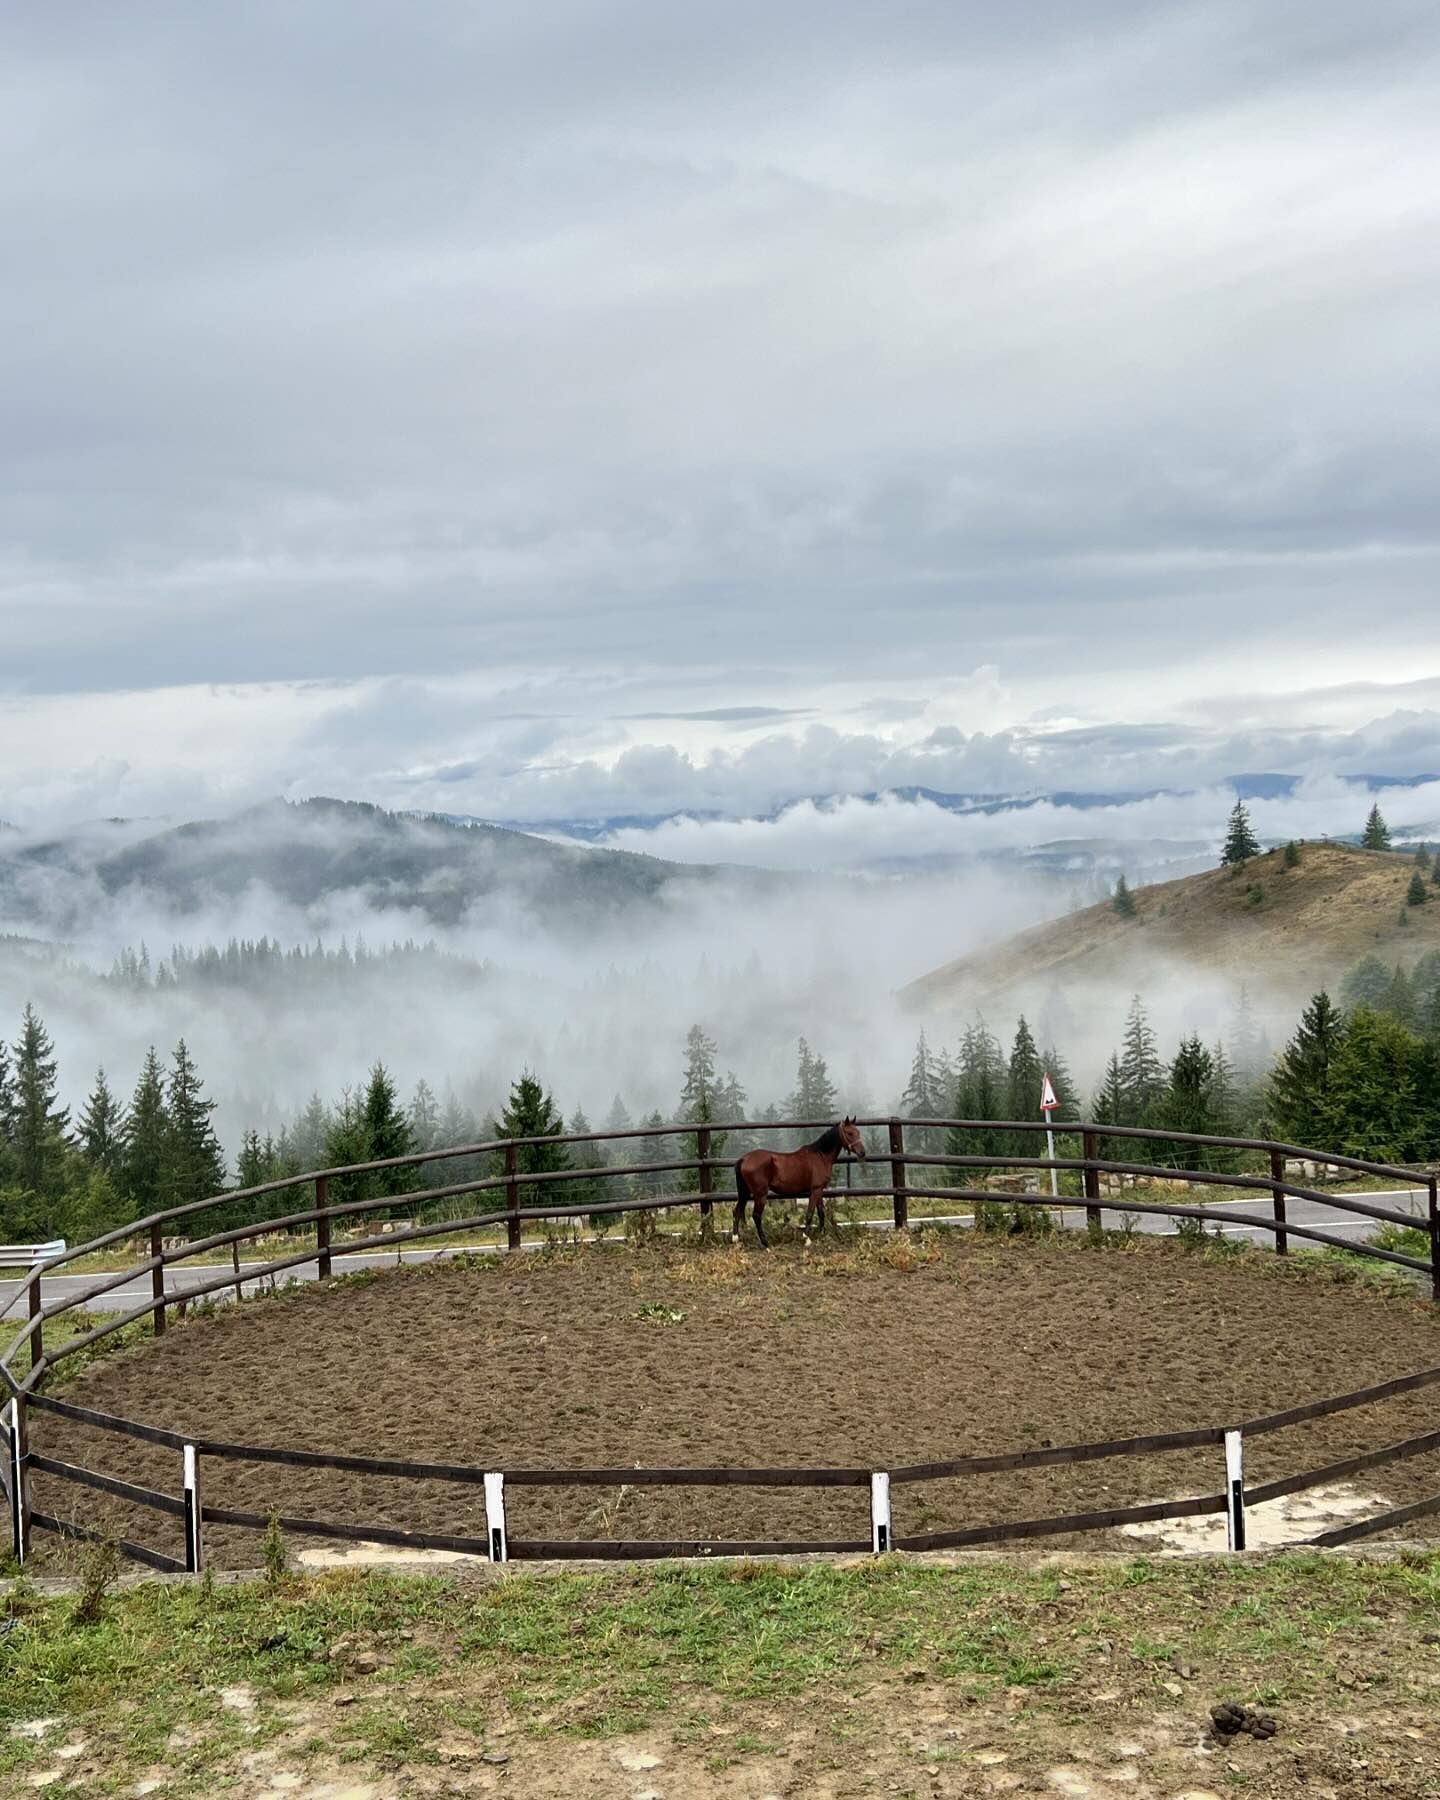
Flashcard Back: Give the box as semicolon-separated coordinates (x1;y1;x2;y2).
734;1159;748;1207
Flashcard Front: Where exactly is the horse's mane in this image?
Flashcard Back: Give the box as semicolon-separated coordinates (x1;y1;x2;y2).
806;1124;844;1155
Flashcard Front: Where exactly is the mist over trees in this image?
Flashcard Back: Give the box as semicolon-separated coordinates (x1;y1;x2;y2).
4;931;1440;1246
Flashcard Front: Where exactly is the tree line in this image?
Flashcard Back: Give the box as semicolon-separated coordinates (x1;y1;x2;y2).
4;964;1439;1248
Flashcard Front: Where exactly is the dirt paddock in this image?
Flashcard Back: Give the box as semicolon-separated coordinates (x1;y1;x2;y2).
24;1233;1440;1568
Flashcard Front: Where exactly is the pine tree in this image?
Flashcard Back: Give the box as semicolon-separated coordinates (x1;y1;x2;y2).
947;1021;1006;1175
1118;996;1165;1120
290;1092;332;1171
1343;955;1391;1011
1112;874;1137;917
1415;846;1433;874
1090;1051;1127;1160
1227;986;1265;1083
161;1039;227;1214
408;1078;440;1151
236;1128;272;1190
77;1068;125;1176
0;1036;15;1163
679;1025;718;1120
1283;839;1302;868
567;1108;608;1218
901;1030;941;1119
1362;803;1391;850
11;1004;70;1200
498;1071;570;1207
1005;1017;1044;1155
788;1038;838;1128
1324;1007;1426;1161
1163;1036;1217;1166
121;1048;169;1216
1433;860;1440;889
1268;992;1345;1146
1408;870;1428;907
1221;798;1260;866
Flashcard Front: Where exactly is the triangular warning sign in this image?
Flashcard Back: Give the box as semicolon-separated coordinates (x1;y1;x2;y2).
1040;1072;1059;1113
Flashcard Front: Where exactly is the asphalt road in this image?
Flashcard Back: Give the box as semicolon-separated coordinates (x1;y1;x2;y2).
1;1188;1431;1324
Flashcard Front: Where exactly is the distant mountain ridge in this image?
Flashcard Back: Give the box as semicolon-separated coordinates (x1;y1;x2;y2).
423;770;1440;845
0;796;764;935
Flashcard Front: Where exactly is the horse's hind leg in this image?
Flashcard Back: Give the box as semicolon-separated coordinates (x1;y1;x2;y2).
732;1191;747;1243
753;1195;769;1250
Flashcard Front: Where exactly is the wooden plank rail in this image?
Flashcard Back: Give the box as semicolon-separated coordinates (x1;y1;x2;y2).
29;1511;185;1574
7;1117;1440;1568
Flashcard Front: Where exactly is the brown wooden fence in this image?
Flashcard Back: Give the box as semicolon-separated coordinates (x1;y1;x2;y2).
3;1117;1438;1570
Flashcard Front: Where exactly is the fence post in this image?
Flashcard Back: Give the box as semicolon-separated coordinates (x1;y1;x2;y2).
6;1396;28;1566
889;1119;907;1231
1224;1429;1246;1552
1429;1174;1440;1306
1082;1129;1102;1236
182;1443;203;1574
484;1471;508;1563
27;1275;43;1372
149;1221;167;1336
1269;1148;1288;1257
870;1471;891;1555
697;1126;713;1238
504;1145;521;1251
315;1174;332;1282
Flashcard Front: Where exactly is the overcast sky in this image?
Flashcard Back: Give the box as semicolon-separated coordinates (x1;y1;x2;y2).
3;1;1438;837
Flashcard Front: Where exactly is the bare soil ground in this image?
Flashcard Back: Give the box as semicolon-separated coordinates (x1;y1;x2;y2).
24;1233;1440;1568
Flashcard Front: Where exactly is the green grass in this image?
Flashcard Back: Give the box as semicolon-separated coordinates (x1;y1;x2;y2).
2;1554;1440;1792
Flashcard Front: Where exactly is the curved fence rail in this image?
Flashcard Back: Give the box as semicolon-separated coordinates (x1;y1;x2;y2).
3;1117;1438;1570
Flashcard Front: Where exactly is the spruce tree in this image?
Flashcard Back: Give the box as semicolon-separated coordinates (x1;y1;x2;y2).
1113;874;1137;917
1163;1036;1217;1166
0;1037;15;1167
1408;870;1428;907
567;1107;608;1217
679;1025;719;1121
1283;839;1302;868
901;1030;940;1119
1416;846;1433;874
11;1004;70;1201
788;1038;838;1127
408;1078;440;1151
1268;992;1345;1145
497;1070;570;1206
1324;1007;1425;1161
1433;860;1440;889
1221;798;1260;866
947;1020;1006;1174
121;1048;169;1216
1094;1044;1130;1152
1343;954;1391;1011
77;1067;125;1176
1118;996;1165;1120
162;1039;227;1214
1005;1017;1044;1156
604;1094;633;1134
1226;986;1265;1083
1361;803;1391;850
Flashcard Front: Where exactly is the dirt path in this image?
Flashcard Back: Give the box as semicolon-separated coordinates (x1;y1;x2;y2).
26;1234;1440;1567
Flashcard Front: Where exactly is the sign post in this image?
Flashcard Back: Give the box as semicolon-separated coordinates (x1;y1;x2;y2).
1040;1072;1060;1209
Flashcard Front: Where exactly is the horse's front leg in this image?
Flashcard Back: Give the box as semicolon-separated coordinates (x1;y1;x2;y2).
809;1184;826;1236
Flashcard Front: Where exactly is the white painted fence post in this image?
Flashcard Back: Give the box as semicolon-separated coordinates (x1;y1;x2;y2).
870;1471;891;1555
6;1397;27;1568
1224;1429;1246;1553
484;1472;508;1563
182;1443;203;1574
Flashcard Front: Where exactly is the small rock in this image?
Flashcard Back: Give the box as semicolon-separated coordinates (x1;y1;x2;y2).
332;1692;357;1708
1162;1680;1185;1699
1171;1655;1199;1679
26;1776;63;1792
481;1751;511;1767
350;1651;380;1675
219;1686;256;1713
973;1750;1009;1765
55;1743;87;1761
267;1777;303;1793
9;1721;58;1742
613;1749;662;1773
925;1768;940;1778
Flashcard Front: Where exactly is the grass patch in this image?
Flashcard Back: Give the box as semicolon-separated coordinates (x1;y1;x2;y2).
2;1554;1440;1790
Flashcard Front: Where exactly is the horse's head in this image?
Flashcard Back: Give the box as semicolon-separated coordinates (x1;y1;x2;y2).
839;1115;866;1159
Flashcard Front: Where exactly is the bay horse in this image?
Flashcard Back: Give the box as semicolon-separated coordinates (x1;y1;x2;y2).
733;1117;866;1248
